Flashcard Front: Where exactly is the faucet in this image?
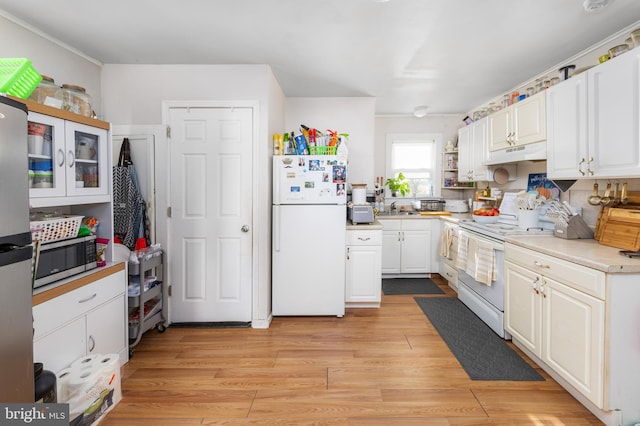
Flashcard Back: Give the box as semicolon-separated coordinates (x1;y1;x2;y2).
390;201;397;212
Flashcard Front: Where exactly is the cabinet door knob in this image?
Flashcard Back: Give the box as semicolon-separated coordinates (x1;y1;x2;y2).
587;156;594;176
533;260;550;269
57;148;65;167
88;335;96;352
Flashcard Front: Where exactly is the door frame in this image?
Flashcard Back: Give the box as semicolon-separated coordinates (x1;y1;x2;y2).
161;100;260;326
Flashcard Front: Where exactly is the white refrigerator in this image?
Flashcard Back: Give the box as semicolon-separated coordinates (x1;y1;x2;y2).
272;155;347;316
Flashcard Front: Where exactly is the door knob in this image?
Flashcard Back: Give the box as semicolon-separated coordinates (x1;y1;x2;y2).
241;225;250;232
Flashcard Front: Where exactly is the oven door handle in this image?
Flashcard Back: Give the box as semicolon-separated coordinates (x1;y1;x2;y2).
459;230;504;251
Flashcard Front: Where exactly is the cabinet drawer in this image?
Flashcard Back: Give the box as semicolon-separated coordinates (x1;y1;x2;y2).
402;219;432;231
505;244;605;299
442;262;458;284
378;219;401;231
33;270;126;339
347;230;381;245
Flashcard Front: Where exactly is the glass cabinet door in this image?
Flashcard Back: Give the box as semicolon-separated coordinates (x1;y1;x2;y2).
28;112;109;199
65;121;109;197
28;113;66;198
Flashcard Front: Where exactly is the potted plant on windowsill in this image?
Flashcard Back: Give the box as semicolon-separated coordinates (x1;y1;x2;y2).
385;172;410;197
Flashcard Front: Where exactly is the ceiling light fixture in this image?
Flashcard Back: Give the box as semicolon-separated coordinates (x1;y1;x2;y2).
413;106;428;118
583;0;611;12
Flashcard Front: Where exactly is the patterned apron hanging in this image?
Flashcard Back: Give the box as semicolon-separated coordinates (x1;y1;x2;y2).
112;138;150;250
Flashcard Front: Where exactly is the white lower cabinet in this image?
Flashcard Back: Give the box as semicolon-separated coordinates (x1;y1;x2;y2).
346;229;382;308
502;242;640;425
33;265;128;373
379;219;433;274
505;260;604;406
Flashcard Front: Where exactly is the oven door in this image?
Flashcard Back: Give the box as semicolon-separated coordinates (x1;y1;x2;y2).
456;229;505;310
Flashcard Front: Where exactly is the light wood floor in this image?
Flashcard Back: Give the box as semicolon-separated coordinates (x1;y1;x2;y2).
104;275;602;425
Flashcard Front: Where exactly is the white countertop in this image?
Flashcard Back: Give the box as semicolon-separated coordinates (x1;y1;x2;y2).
505;236;640;274
346;220;384;230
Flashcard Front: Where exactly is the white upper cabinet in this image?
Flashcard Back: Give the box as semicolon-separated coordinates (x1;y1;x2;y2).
547;47;640;179
546;73;588;179
488;92;546;152
28;110;110;206
457;117;489;183
588;48;640;177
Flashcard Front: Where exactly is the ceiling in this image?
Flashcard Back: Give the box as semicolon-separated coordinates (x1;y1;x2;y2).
2;0;640;115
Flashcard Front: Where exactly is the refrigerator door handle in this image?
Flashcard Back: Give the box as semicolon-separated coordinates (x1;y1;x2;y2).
0;245;33;268
274;206;280;252
273;160;280;204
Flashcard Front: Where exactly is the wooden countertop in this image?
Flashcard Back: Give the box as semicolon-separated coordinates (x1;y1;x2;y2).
505;236;640;274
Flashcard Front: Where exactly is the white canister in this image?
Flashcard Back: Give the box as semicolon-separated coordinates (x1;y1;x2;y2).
518;209;540;230
351;184;367;204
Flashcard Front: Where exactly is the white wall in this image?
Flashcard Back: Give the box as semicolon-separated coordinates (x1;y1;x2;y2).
0;15;102;117
101;63;285;327
285;97;376;188
375;115;464;199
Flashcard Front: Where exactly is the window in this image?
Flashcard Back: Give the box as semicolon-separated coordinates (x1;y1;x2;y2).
386;133;442;197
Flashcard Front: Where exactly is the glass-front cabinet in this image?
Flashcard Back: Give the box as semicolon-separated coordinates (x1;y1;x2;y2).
28;111;109;202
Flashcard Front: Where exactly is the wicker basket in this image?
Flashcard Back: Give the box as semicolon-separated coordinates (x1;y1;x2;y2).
30;215;83;243
0;58;42;99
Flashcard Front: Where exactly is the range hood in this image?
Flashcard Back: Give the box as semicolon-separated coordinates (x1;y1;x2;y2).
482;141;546;166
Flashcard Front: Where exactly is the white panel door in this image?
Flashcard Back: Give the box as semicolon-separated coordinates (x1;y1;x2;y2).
169;107;253;322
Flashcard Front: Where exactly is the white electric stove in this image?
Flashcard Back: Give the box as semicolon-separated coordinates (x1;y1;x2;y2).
455;192;553;339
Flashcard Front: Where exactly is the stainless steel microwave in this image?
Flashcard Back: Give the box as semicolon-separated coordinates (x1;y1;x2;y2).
34;235;97;289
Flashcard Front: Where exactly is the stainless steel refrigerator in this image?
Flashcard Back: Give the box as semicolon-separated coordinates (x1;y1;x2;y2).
0;96;34;402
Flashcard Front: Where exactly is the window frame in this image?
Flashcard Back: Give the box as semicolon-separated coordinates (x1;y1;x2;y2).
385;133;443;198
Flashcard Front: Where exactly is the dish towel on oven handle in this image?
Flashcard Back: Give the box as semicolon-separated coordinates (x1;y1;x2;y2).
470;239;496;286
440;223;454;258
455;232;469;270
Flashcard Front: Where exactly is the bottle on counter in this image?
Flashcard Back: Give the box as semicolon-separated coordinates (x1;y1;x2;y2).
283;133;292;155
273;134;281;155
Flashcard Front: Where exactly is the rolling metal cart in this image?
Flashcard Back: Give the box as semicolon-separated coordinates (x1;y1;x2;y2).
128;247;166;355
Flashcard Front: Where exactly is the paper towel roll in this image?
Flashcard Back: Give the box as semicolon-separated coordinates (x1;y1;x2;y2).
98;354;121;402
56;368;73;402
67;367;100;396
71;353;100;371
98;353;119;368
58;352;123;421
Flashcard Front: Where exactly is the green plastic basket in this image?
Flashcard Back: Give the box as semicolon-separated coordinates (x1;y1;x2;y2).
309;146;337;155
0;58;42;99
